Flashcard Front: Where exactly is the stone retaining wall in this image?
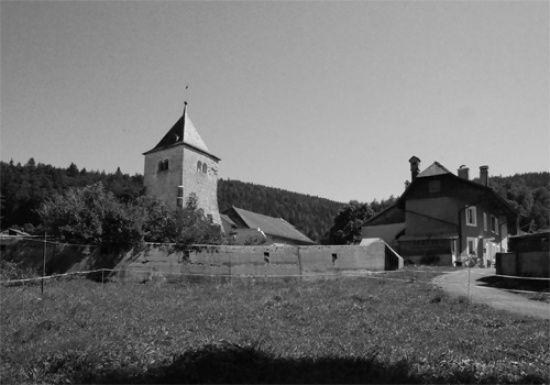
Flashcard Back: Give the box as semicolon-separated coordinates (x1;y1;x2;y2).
0;239;403;283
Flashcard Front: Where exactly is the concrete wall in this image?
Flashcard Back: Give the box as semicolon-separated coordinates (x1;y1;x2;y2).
1;239;403;283
496;251;550;278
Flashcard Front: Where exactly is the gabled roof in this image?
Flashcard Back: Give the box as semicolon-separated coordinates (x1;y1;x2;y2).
417;161;452;178
143;103;219;160
220;214;237;234
224;207;315;244
398;161;515;215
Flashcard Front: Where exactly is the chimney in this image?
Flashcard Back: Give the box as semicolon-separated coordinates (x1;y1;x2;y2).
480;165;489;186
409;156;421;182
458;165;469;180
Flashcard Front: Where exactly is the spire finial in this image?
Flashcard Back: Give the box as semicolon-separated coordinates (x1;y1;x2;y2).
183;84;189;114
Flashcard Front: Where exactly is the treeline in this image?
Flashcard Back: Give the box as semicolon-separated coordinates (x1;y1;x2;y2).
0;159;143;232
490;172;549;232
2;159;548;242
217;179;398;243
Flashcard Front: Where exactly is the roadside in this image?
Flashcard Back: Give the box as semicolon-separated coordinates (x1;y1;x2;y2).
433;268;550;320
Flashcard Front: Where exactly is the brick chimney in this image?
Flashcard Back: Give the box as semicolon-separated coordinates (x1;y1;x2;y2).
458;165;469;180
409;156;421;182
480;165;489;186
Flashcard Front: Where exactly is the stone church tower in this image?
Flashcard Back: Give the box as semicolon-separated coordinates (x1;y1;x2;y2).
143;102;222;226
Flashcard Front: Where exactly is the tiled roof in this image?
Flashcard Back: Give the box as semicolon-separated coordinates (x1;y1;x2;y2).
400;161;515;215
226;207;315;244
143;104;219;159
220;214;237;234
417;162;452;178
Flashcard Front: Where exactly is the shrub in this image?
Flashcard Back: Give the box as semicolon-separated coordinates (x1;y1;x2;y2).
420;254;440;265
38;185;222;249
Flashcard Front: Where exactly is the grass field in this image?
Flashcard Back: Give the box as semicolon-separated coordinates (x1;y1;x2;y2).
1;267;549;384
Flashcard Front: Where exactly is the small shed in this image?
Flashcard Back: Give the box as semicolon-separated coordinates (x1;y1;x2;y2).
496;231;549;278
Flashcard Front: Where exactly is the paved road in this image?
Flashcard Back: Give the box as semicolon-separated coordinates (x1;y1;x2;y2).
433;268;550;320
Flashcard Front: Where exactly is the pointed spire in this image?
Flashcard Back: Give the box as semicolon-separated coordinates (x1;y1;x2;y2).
182;100;187;140
143;92;219;160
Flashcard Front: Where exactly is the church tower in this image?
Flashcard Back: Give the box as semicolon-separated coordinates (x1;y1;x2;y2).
143;102;222;226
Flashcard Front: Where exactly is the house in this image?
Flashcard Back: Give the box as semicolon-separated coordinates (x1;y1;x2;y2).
142;101;222;226
222;206;315;245
362;156;515;266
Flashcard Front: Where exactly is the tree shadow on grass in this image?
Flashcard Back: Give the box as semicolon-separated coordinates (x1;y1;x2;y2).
72;343;546;384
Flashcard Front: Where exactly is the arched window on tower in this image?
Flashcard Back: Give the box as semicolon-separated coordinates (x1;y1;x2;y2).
197;161;202;172
163;159;169;171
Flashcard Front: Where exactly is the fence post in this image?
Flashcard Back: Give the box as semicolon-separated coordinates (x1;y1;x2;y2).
297;247;303;282
41;233;46;295
467;263;471;301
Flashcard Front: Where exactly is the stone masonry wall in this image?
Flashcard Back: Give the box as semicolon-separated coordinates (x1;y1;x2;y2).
0;240;403;283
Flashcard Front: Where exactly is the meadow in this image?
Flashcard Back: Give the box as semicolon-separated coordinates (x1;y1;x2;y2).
1;267;549;384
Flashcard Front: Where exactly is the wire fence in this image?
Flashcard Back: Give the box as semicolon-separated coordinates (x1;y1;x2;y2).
2;237;548;300
2;265;549;291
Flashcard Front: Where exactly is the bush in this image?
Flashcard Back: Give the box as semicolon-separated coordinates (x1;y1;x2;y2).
38;184;222;248
0;260;37;281
420;254;440;265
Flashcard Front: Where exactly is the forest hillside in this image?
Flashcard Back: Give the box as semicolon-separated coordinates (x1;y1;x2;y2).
1;159;548;243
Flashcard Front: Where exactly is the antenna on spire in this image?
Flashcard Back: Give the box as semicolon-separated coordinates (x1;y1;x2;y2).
183;84;189;114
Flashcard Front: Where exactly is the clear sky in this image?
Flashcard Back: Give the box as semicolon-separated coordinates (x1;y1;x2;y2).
2;1;548;204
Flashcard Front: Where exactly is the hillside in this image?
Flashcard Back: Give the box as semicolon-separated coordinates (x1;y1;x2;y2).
1;159;548;240
217;179;344;243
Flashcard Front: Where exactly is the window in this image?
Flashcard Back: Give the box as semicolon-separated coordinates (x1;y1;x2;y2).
158;159;169;172
491;216;499;234
467;237;478;255
197;161;202;172
176;186;184;208
483;213;488;231
429;180;441;193
465;206;477;227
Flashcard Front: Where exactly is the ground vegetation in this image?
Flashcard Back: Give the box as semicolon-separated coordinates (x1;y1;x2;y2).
1;267;548;384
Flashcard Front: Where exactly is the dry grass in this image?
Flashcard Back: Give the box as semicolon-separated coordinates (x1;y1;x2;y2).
1;267;549;384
